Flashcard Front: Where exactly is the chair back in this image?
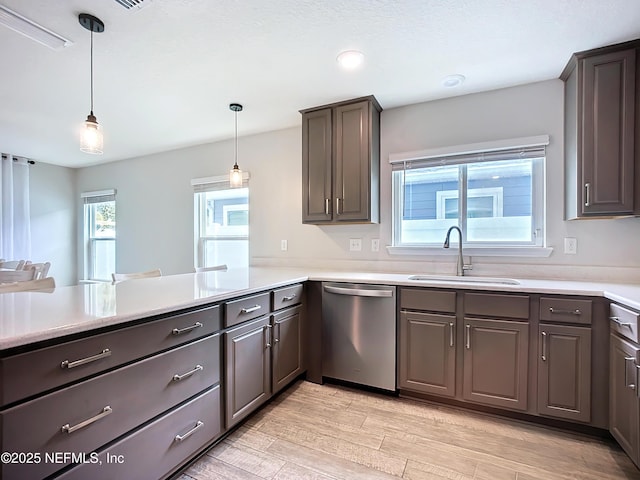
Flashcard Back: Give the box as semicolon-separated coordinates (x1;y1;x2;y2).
23;261;51;279
0;277;55;293
112;269;162;282
0;267;37;283
194;264;228;272
0;260;26;270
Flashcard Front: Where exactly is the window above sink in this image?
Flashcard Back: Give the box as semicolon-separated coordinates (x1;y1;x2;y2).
389;136;552;258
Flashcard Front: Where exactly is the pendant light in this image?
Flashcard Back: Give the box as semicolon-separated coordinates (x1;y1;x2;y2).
79;13;104;155
229;103;243;188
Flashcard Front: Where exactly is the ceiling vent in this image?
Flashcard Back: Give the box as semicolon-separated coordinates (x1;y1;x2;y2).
113;0;152;10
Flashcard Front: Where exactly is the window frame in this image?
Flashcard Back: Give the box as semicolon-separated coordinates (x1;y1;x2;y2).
389;136;551;257
81;190;116;282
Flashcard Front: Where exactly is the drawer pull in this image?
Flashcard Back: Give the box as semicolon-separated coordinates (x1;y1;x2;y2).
240;305;262;314
626;357;637;390
61;348;111;369
541;331;548;361
175;421;204;442
172;365;203;382
611;317;633;328
549;307;581;316
282;294;296;302
172;322;203;335
61;406;112;434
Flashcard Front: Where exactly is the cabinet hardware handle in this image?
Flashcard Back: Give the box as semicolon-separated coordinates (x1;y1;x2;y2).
274;322;281;343
61;406;112;434
240;305;262;314
465;324;470;349
61;348;111;369
610;316;633;328
541;331;548;361
449;322;454;347
625;357;637;390
335;197;341;216
584;182;591;207
175;421;204;442
172;364;203;382
549;307;581;316
172;322;203;335
325;198;330;215
637;365;640;399
282;294;296;301
265;324;272;348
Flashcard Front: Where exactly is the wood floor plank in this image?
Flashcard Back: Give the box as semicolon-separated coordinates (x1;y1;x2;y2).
266;438;401;480
182;381;640;480
209;441;286;478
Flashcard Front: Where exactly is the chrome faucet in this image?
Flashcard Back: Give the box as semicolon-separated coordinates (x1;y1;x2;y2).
443;226;472;276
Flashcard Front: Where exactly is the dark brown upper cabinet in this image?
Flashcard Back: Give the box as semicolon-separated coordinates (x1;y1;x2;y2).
300;96;381;224
561;40;639;219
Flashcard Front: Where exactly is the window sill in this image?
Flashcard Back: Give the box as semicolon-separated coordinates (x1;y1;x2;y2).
386;246;553;258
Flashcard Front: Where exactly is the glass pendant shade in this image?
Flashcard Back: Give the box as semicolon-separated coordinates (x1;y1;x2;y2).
229;164;243;188
80;112;103;154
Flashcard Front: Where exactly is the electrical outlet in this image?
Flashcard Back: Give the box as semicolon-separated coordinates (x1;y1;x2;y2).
280;239;288;251
349;238;362;251
371;239;380;252
564;237;577;254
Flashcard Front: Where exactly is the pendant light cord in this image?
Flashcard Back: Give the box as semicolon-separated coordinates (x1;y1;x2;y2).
90;27;94;114
234;109;238;168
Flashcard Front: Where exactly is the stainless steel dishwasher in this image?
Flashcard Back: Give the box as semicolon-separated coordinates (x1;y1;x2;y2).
322;282;397;391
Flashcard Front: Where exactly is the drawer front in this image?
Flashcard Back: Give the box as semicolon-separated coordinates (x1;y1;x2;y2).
225;292;270;327
610;303;640;343
0;335;219;480
56;385;222;480
400;288;456;313
540;297;592;325
464;293;529;320
272;284;303;311
0;304;221;406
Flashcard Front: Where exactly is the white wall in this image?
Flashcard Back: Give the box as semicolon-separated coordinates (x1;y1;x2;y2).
75;80;640;283
30;162;76;286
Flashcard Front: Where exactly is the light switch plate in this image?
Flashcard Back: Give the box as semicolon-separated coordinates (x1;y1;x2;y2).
280;240;288;251
371;239;380;252
349;238;362;251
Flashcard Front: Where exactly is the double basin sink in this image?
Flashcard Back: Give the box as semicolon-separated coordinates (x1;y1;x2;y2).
408;275;520;285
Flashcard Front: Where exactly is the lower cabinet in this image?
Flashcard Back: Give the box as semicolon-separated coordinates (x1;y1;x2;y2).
56;385;222;480
462;318;529;411
537;324;591;422
272;305;304;395
225;316;272;428
610;333;640;466
399;310;456;397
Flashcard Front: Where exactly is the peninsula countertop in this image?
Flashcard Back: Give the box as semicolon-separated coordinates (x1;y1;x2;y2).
1;267;639;350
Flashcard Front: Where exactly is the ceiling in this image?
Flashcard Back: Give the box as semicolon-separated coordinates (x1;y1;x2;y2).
1;0;639;168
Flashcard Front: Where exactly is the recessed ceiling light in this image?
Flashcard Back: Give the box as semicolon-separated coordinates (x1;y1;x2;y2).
337;50;364;70
442;74;465;88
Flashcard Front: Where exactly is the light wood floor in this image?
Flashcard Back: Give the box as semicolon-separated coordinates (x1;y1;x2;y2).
180;380;640;480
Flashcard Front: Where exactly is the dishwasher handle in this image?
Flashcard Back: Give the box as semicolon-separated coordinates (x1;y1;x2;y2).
323;285;394;298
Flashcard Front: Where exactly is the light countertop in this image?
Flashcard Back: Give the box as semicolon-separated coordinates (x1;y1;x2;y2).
1;267;639;351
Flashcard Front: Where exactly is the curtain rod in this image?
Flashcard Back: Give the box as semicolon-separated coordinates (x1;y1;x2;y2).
1;154;35;164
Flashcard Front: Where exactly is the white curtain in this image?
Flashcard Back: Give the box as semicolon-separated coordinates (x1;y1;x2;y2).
0;154;31;260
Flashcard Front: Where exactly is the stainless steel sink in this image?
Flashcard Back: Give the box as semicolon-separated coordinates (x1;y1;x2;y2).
408;275;520;285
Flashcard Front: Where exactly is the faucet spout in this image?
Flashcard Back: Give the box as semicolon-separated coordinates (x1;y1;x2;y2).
443;226;471;276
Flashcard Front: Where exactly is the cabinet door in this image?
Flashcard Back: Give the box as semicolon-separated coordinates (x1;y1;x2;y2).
225;316;271;428
610;333;640;466
581;48;636;215
302;108;332;223
538;324;591;422
462;318;529;411
399;311;456;397
333;100;373;222
272;305;303;394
